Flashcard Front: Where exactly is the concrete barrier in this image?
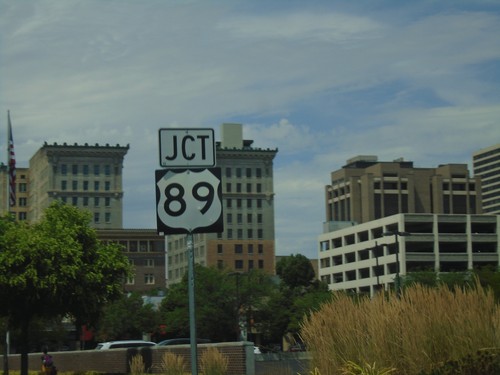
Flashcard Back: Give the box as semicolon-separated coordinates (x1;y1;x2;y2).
7;342;255;375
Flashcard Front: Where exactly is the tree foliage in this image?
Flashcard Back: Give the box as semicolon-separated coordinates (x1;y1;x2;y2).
276;253;316;289
0;202;131;375
95;293;160;342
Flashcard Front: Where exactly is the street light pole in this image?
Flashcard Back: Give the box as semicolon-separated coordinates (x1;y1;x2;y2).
383;230;410;297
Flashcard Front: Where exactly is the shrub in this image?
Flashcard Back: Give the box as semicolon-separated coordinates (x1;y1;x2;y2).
300;281;500;375
158;351;187;375
199;347;229;375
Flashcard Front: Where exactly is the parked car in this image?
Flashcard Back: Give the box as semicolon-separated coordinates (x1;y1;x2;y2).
156;338;211;346
95;340;156;350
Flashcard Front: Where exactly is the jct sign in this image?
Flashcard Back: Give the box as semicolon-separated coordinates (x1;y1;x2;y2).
159;128;215;168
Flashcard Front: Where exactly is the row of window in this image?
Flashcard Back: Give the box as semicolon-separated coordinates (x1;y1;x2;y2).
217;259;265;270
126;273;156;285
226;198;264;209
217;243;265;254
60;180;112;191
219;228;265;240
59;196;112;207
60;163;112;176
226;213;263;225
225;167;263;179
225;182;263;193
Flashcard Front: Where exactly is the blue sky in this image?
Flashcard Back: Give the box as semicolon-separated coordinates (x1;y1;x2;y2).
1;0;499;259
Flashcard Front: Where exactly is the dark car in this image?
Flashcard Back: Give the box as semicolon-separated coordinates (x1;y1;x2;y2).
156;338;211;346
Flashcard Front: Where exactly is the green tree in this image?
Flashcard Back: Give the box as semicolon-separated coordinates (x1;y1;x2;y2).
0;202;131;375
276;254;316;289
95;292;160;342
160;265;236;342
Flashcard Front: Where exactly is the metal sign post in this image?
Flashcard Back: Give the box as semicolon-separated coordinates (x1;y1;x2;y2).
156;128;223;375
187;233;197;375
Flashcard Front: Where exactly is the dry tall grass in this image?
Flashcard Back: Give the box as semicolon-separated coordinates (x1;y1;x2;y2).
199;346;229;375
301;281;500;375
158;351;187;375
129;354;145;375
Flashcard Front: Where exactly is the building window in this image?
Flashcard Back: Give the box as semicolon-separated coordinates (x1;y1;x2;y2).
226;199;232;208
256;184;262;193
258;260;264;269
217;244;223;254
236;183;242;193
247;229;253;238
61;164;67;175
235;260;244;270
249;260;254;269
94;165;100;175
61;181;67;190
126;276;135;285
247;213;252;223
18;197;27;206
72;197;78;205
225;167;231;178
146;259;155;267
94;181;100;190
236;168;242;178
227;229;233;239
237;199;242;208
83;181;89;191
105;212;111;223
237;214;242;224
235;244;243;254
226;183;232;192
217;260;224;269
258;244;263;254
258;229;263;239
72;180;78;190
247;199;252;208
18;212;27;220
104;164;111;176
246;168;252;178
247;183;252;193
94;212;100;223
105;181;111;191
145;274;155;285
256;168;262;178
237;229;243;239
257;199;262;208
72;164;78;175
83;164;89;175
105;197;111;206
94;197;100;206
257;214;263;224
83;197;89;206
248;244;254;254
227;213;232;224
19;183;27;192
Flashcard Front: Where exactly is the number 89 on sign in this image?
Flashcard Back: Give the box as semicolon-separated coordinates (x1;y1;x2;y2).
155;168;224;234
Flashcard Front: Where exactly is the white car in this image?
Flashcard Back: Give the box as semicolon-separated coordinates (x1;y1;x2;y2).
95;340;156;350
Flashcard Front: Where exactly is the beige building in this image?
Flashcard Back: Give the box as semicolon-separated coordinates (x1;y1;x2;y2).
325;156;482;225
473;143;500;215
0;165;29;221
318;213;500;295
166;123;278;285
28;142;129;228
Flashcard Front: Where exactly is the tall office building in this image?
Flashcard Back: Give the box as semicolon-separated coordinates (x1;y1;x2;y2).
325;156;482;226
28;142;129;228
473;143;500;215
166;123;278;285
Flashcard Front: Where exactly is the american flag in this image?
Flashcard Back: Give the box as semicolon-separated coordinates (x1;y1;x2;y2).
8;111;16;208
